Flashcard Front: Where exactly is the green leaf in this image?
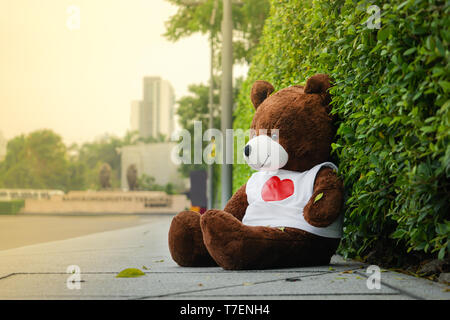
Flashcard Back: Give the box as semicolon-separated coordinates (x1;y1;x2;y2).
438;81;450;92
403;47;417;56
314;192;324;203
438;247;445;260
420;126;435;133
377;27;391;41
116;268;146;278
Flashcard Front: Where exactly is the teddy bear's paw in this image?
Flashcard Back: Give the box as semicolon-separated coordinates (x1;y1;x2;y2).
200;209;251;270
168;210;217;267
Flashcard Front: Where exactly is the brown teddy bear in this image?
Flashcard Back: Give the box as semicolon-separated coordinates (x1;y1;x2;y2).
168;74;344;270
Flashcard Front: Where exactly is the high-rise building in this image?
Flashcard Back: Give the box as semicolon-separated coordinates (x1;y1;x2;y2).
130;77;175;139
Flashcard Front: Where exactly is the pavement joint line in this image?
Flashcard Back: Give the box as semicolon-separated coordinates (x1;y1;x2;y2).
0;266;366;282
132;265;373;300
0;273;16;281
174;292;403;297
133;271;332;300
0;270;333;276
0;268;364;277
353;270;424;300
2;295;144;299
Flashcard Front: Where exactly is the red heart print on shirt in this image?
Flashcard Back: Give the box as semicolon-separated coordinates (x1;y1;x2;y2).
261;176;294;202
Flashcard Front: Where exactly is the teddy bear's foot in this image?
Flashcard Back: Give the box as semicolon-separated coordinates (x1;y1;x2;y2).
200;210;340;270
168;210;217;267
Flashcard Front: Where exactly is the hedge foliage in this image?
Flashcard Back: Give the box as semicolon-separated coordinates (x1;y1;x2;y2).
233;0;449;261
0;200;25;215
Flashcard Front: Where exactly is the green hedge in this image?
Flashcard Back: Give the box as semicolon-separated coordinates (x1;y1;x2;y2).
233;0;449;261
0;200;25;215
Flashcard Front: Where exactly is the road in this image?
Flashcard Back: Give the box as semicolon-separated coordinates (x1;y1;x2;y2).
0;214;158;251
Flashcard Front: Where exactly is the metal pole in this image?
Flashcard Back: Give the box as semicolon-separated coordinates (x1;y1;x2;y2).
221;0;233;209
207;0;218;209
207;36;214;209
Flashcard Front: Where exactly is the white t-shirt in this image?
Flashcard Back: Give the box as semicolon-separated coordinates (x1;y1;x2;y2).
242;162;343;238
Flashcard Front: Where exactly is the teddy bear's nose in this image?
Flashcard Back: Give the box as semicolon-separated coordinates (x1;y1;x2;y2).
244;144;251;157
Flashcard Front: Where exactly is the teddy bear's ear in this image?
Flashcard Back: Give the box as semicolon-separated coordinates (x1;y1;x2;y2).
304;74;332;94
304;74;333;109
251;80;274;110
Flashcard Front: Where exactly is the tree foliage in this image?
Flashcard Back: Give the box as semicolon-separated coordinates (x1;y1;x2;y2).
233;0;449;262
163;0;271;64
137;174;175;194
0;130;75;191
175;78;243;177
0;129;171;192
175;81;221;177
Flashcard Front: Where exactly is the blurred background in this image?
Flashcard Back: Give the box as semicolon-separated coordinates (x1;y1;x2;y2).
0;0;269;250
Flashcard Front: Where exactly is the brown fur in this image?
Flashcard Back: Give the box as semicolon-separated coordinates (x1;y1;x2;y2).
168;74;344;270
304;167;344;227
168;210;217;267
251;80;275;109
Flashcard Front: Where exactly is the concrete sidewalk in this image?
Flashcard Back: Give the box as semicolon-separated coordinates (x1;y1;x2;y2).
0;215;448;300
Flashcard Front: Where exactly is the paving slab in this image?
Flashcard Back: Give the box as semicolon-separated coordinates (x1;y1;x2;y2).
0;215;448;300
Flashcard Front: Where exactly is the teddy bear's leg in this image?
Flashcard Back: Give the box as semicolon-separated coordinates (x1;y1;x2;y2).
200;210;339;270
168;210;217;267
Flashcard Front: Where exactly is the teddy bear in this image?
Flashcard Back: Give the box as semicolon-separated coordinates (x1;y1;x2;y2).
168;74;344;270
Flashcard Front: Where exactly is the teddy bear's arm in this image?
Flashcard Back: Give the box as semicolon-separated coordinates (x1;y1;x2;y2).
223;184;248;221
303;167;344;228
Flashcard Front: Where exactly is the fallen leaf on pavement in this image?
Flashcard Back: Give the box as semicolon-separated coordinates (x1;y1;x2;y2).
116;268;146;278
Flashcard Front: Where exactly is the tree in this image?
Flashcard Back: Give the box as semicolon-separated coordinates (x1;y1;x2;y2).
122;130;141;146
77;135;123;189
0;130;71;191
164;0;271;65
175;81;219;177
137;174;175;194
175;78;243;177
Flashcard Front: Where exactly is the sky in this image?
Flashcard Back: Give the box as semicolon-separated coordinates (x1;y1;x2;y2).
0;0;247;145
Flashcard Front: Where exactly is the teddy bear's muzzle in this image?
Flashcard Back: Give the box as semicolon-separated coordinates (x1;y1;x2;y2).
244;134;288;171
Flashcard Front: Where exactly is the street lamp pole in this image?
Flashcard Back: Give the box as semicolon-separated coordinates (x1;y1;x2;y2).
221;0;233;209
207;0;218;209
